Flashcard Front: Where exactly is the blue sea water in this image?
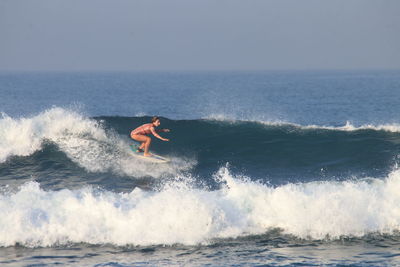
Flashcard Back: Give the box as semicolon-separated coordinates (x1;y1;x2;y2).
1;70;400;266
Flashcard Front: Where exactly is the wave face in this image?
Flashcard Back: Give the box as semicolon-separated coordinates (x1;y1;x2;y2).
1;168;400;247
1;107;400;185
100;114;400;183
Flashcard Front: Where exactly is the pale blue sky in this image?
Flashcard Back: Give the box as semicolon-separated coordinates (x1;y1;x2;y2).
1;0;399;71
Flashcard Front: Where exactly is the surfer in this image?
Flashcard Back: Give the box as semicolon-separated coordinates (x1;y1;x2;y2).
130;116;170;157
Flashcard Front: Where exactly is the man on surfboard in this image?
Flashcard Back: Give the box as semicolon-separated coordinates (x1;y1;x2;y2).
130;117;169;157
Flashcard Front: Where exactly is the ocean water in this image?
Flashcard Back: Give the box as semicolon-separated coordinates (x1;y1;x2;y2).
1;70;400;266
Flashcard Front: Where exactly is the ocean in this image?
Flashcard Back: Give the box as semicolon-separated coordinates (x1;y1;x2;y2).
1;70;400;266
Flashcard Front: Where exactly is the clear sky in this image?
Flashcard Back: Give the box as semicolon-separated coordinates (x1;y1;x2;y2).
1;0;399;71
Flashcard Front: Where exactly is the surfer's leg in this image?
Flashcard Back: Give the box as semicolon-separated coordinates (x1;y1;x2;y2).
138;142;145;150
131;134;148;153
131;134;152;156
137;145;144;152
143;137;152;157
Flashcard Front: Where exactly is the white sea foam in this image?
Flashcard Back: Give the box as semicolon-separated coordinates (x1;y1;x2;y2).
1;167;400;247
0;107;193;177
204;114;400;133
301;121;400;133
204;113;288;126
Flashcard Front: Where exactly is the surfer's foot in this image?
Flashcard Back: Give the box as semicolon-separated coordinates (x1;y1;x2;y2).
137;148;144;153
144;153;152;157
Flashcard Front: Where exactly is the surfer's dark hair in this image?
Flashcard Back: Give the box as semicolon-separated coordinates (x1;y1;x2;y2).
151;116;160;123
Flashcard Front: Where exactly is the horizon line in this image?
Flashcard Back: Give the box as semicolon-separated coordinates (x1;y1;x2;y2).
1;68;400;73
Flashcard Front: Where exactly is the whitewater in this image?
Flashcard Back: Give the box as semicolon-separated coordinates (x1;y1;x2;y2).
2;166;400;247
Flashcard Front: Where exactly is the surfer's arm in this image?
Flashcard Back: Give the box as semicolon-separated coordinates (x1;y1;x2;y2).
151;127;169;141
158;128;170;133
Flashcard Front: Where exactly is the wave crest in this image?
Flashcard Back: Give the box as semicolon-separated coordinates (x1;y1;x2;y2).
204;114;400;133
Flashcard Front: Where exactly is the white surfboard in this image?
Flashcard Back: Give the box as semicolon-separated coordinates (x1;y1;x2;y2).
129;144;170;163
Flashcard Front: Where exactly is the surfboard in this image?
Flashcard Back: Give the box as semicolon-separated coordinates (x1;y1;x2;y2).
129;144;170;163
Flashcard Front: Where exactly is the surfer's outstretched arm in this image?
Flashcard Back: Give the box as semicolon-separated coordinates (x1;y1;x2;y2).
151;127;169;141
